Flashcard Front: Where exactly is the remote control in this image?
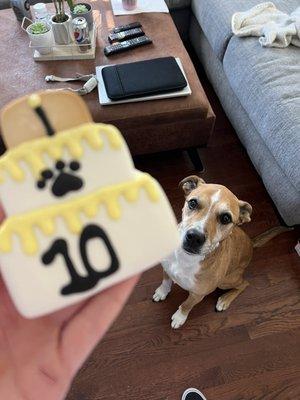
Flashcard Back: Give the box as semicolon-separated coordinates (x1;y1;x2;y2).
111;21;142;34
108;28;144;43
104;35;152;56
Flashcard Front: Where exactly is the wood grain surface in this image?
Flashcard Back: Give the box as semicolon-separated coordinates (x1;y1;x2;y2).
66;56;300;400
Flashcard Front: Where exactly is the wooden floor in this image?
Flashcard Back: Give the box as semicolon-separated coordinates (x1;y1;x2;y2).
66;62;300;400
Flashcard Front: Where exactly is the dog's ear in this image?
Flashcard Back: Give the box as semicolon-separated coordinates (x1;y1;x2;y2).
179;175;205;196
238;200;252;224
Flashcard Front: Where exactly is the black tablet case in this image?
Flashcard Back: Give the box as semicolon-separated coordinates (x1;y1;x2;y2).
101;56;187;100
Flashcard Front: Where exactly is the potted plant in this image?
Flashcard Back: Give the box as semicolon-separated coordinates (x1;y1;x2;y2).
26;21;53;55
67;0;93;30
51;0;72;45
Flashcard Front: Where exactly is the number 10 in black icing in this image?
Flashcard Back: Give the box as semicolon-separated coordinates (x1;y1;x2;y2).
41;224;119;295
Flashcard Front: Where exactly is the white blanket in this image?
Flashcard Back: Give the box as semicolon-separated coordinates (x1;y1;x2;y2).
232;2;300;48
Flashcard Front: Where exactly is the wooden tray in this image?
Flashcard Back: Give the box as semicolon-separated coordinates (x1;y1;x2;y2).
30;24;97;61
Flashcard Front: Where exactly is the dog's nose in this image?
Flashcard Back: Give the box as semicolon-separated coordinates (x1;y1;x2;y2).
186;229;206;246
183;229;206;253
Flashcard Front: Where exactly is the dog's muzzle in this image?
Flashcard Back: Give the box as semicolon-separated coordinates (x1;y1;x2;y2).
182;228;206;254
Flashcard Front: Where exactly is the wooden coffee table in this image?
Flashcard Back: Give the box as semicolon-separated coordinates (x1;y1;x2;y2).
0;1;215;165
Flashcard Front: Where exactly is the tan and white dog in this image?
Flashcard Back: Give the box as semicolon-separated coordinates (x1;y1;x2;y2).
153;175;289;329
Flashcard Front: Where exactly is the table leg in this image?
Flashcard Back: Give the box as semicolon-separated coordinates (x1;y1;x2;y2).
186;147;204;172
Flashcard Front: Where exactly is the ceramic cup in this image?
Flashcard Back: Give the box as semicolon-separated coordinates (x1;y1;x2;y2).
51;14;72;45
26;23;53;55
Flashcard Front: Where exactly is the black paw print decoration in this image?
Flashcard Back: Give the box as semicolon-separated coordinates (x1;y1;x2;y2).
37;160;84;197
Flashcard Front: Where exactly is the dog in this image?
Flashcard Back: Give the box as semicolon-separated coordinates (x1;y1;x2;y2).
153;175;290;329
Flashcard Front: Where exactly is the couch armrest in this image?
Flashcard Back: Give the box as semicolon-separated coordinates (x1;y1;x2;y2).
165;0;191;11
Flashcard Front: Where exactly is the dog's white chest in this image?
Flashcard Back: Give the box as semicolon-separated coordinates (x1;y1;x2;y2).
162;249;201;292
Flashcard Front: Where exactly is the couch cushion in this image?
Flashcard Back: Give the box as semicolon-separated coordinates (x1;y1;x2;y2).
223;36;300;192
0;0;10;9
191;0;300;60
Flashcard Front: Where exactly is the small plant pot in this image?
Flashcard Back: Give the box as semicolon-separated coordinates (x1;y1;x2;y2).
51;14;72;45
71;3;93;31
26;23;53;55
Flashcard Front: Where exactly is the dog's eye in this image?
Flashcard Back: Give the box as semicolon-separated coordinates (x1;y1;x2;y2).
188;199;199;210
220;213;232;225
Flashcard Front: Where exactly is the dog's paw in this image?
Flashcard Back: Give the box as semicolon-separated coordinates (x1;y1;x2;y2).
171;309;187;329
152;285;170;302
216;294;231;312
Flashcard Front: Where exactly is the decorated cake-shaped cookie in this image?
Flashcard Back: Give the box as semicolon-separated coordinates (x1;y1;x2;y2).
0;91;179;318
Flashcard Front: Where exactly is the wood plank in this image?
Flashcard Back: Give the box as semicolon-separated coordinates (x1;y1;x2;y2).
205;366;300;400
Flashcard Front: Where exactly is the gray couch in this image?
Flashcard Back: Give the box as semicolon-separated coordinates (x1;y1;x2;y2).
167;0;300;226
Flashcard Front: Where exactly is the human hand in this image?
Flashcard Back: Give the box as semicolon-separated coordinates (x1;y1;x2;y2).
0;206;139;400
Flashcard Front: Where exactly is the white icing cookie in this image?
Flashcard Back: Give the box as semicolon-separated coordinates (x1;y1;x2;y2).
0;121;179;318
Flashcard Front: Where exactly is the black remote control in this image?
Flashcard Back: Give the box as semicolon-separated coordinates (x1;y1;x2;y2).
104;35;152;56
111;21;142;34
108;28;144;43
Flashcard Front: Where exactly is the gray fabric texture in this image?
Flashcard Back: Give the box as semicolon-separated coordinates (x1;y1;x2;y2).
223;36;300;192
189;16;300;225
0;0;10;10
191;0;300;60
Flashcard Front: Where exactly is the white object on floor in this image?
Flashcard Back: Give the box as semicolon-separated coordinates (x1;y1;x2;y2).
182;388;207;400
232;2;300;48
295;241;300;257
110;0;169;15
96;57;191;105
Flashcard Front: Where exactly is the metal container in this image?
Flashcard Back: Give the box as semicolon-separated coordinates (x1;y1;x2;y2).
11;0;32;21
72;16;91;53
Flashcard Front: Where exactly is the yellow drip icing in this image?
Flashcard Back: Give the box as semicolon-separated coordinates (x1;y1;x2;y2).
83;201;98;218
0;173;160;255
105;198;121;220
5;159;25;181
63;211;83;234
124;186;139;202
48;144;63;160
39;218;55;235
0;233;12;252
145;181;160;202
0;123;124;182
24;152;46;178
21;229;38;255
105;126;123;149
67;140;84;159
85;130;103;149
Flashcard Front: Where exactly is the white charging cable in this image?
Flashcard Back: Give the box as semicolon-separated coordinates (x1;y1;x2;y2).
45;74;98;95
